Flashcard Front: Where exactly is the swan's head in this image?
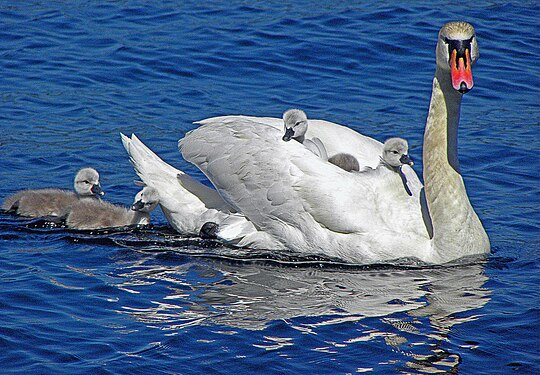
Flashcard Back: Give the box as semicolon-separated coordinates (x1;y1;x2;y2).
74;168;104;197
132;186;160;213
436;21;479;94
382;138;413;168
282;108;308;142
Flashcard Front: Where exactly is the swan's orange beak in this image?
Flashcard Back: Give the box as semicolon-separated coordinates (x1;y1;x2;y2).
450;48;473;94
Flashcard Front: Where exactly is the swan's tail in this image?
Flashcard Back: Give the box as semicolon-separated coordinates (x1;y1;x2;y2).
121;133;181;186
120;133;233;234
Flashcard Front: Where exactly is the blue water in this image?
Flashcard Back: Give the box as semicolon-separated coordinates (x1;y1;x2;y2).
1;1;539;373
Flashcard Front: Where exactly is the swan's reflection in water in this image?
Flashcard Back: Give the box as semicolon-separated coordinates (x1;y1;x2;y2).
113;247;491;373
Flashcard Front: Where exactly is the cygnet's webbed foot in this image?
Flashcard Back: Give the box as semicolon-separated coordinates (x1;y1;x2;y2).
200;222;219;239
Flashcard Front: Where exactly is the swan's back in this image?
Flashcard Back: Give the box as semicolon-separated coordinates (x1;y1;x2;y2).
182;118;319;240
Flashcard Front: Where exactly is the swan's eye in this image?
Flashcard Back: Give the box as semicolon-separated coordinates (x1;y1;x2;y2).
443;37;450;44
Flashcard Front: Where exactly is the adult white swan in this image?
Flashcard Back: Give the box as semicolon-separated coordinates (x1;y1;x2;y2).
127;21;490;264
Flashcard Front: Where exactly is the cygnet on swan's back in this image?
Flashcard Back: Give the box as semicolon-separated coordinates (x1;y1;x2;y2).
282;108;364;172
380;137;413;169
328;153;360;172
378;137;414;196
65;186;159;230
2;168;104;218
282;109;328;160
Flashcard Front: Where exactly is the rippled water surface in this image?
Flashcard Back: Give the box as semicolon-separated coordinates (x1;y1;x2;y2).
1;1;539;374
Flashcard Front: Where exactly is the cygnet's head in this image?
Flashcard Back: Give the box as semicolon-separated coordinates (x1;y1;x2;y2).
282;109;308;142
382;138;413;168
132;186;159;213
74;168;104;197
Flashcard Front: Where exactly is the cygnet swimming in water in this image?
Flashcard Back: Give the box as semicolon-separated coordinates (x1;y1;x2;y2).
282;109;328;160
65;185;159;230
2;167;104;218
377;137;414;196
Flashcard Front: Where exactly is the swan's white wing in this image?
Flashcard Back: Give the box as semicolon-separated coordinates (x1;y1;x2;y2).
291;149;428;240
180;118;431;262
183;119;327;256
196;115;384;169
181;120;304;229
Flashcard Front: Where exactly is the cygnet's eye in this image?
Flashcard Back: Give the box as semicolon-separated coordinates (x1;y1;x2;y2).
392;150;399;155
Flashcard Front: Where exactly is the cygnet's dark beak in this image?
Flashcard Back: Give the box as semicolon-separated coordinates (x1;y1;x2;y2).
400;154;413;166
91;184;105;196
282;127;295;142
131;200;145;211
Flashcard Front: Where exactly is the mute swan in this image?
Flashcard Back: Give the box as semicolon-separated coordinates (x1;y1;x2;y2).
65;185;159;230
2;168;104;218
176;21;489;264
282;109;328;160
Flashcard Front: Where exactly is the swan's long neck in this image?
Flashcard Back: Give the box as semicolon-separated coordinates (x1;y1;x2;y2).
423;68;489;262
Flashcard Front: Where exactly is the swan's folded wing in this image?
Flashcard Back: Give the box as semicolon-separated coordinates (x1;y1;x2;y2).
180;118;379;237
289;154;385;234
306;119;384;169
181;119;303;227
